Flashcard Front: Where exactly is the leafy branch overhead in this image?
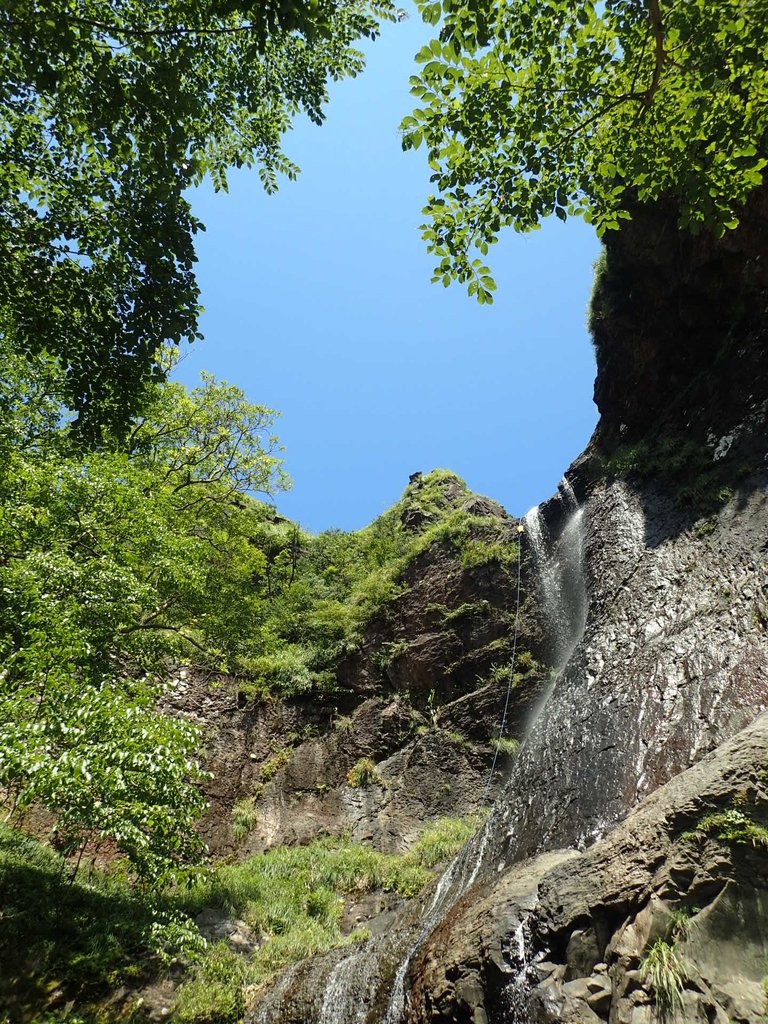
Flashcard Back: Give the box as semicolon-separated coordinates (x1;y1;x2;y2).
0;0;400;437
404;0;768;301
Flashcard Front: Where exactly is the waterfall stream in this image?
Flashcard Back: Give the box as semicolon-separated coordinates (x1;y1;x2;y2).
259;481;589;1024
524;478;587;674
381;479;588;1024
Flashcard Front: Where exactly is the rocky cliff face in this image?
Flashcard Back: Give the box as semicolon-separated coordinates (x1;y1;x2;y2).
164;475;543;861
242;200;768;1024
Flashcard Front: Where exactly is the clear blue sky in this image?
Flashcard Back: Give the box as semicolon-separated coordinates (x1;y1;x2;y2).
174;10;601;533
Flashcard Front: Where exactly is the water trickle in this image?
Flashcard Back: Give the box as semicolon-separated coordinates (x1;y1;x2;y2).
501;920;532;1024
320;946;378;1024
524;480;587;673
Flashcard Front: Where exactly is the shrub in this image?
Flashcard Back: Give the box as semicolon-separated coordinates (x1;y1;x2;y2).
346;758;380;788
641;938;686;1016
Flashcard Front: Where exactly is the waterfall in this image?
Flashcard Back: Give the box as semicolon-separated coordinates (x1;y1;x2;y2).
319;479;589;1024
524;478;587;673
319;945;379;1024
381;479;588;1024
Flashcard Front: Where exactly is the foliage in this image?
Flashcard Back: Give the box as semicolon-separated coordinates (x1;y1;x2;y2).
0;815;477;1020
259;749;293;782
175;815;478;1020
681;807;768;848
0;823;198;1016
404;0;768;300
641;938;686;1016
0;350;287;883
405;813;478;867
236;469;519;703
601;434;739;518
491;736;520;757
231;798;259;842
0;0;400;437
346;757;381;787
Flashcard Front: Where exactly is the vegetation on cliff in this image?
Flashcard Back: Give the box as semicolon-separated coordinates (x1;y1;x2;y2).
237;467;520;702
0;816;478;1022
0;333;519;886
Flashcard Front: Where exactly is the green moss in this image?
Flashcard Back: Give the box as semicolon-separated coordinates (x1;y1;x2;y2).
603;435;737;519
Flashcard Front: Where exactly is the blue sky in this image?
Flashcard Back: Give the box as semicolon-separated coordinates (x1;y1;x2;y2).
175;10;601;533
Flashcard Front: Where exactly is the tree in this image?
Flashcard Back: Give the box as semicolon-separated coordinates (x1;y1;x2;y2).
0;0;399;438
403;0;768;302
0;347;289;883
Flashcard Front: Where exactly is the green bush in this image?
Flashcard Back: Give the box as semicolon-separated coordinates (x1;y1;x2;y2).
346;758;380;788
641;938;686;1016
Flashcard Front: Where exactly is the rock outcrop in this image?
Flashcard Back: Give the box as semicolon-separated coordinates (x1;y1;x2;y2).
163;477;545;858
408;713;768;1024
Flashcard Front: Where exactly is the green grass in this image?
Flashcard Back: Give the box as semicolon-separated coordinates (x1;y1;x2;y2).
641;938;686;1017
174;815;479;1021
231;797;259;842
491;736;520;756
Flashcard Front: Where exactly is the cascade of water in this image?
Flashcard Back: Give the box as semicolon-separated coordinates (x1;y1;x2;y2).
348;482;588;1024
524;480;586;673
502;920;532;1024
320;945;379;1024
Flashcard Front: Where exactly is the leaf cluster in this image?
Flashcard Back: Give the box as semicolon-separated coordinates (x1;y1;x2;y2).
0;0;400;436
0;346;288;883
405;0;768;300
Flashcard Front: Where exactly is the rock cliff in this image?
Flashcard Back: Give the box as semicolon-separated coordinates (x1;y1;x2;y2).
244;199;768;1024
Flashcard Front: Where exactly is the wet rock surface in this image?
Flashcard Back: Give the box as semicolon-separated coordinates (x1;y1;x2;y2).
405;713;768;1024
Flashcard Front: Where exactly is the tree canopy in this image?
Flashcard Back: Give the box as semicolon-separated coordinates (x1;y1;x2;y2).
404;0;768;302
0;0;398;438
0;346;288;882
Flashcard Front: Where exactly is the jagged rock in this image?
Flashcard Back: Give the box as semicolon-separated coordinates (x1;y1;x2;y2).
402;714;768;1024
194;909;258;954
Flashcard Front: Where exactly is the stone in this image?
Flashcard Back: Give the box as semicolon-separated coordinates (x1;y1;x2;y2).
565;925;602;979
